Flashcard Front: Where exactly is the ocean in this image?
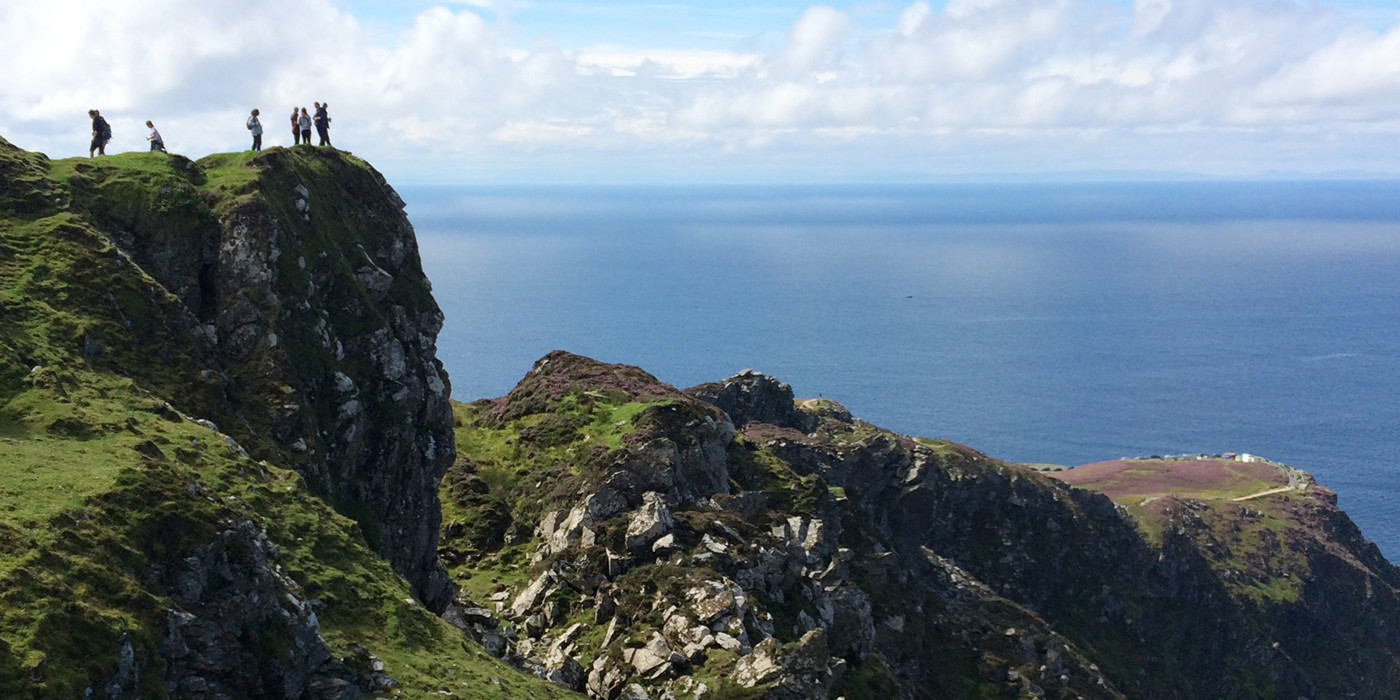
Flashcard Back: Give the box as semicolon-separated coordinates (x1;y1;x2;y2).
402;182;1400;562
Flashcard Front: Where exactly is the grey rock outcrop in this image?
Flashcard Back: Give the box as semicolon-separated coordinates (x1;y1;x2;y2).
151;520;368;699
685;370;816;433
83;148;455;612
734;630;843;700
626;493;674;551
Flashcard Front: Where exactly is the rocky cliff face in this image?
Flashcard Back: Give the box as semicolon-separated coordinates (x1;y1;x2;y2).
16;139;454;611
441;352;1400;700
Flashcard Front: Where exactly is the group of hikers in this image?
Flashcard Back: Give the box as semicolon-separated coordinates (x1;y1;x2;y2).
86;103;333;157
245;103;333;151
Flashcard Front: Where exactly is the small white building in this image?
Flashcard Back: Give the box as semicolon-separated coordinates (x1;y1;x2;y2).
1237;453;1257;463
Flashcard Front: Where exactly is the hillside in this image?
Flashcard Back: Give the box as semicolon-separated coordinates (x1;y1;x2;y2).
439;355;1400;699
0;137;573;698
2;136;1398;699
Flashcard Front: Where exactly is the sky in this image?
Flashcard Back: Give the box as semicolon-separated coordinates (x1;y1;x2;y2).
3;0;1400;183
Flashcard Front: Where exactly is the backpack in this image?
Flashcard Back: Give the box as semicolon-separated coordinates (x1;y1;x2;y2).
96;117;111;139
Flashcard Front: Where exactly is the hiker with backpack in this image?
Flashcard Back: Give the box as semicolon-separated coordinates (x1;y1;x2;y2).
89;109;111;157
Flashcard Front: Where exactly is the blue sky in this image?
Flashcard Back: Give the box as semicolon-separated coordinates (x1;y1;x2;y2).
3;0;1400;183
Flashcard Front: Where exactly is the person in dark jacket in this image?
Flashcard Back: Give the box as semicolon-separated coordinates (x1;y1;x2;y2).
89;109;111;157
313;102;332;147
290;107;301;145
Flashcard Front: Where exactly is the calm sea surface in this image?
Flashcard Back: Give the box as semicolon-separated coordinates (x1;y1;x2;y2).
402;183;1400;561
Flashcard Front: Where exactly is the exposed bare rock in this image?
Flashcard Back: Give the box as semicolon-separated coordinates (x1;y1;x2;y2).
155;521;368;698
685;370;817;433
626;492;675;551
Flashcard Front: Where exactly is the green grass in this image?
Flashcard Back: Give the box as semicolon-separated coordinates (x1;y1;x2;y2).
195;151;261;189
602;401;657;448
0;414;144;526
449;396;668;494
912;436;969;460
448;544;534;605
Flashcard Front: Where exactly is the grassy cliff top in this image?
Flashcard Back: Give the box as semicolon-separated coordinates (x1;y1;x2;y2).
1049;456;1334;603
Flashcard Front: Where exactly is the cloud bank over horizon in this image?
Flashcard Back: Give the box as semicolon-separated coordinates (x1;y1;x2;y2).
3;0;1399;182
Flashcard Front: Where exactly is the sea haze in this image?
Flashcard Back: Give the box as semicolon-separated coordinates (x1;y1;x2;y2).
403;182;1400;561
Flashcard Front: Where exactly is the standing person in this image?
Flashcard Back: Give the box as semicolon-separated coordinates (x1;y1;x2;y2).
88;109;111;157
145;121;166;153
298;108;312;146
313;102;331;147
246;108;263;151
290;107;301;145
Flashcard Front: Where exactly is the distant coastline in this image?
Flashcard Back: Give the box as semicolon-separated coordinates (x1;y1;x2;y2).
407;182;1400;561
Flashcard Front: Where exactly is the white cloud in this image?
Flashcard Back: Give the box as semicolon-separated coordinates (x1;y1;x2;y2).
772;5;853;76
897;2;932;37
1251;23;1400;107
2;0;1399;180
575;49;760;79
491;121;596;144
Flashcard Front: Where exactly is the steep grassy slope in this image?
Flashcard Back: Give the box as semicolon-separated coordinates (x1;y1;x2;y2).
0;137;575;698
0;371;576;698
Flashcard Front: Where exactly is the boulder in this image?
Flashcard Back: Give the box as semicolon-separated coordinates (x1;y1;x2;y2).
684;370;818;433
618;683;653;700
625;633;676;678
626;492;674;551
686;579;748;632
733;630;841;700
733;638;784;687
545;655;586;692
511;572;555;618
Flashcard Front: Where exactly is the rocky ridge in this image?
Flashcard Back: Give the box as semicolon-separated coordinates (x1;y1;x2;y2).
440;352;1400;700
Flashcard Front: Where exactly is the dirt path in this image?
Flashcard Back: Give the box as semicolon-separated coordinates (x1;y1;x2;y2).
1232;486;1296;502
1233;466;1307;502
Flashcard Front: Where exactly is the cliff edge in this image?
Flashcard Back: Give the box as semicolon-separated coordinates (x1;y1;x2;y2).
3;136;453;610
0;137;572;698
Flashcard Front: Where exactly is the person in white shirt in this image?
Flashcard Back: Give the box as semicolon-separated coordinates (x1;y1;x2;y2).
246;108;263;150
145;121;166;153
